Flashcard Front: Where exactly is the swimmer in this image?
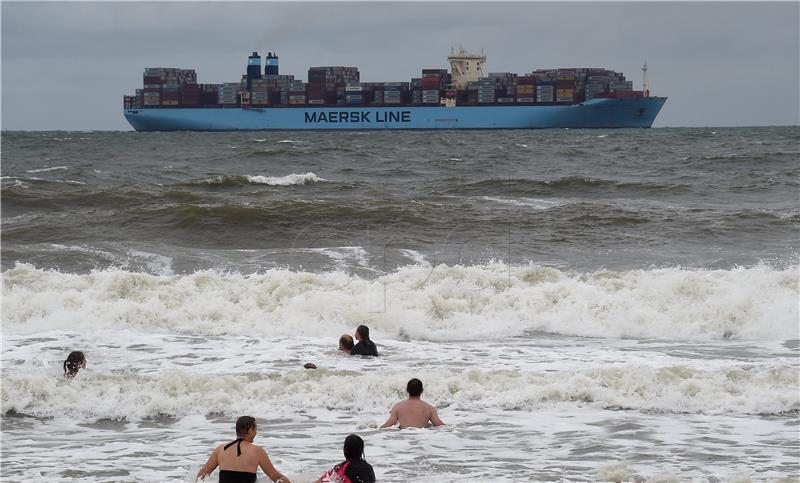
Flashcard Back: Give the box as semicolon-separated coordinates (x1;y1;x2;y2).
315;434;375;483
352;325;378;357
196;416;291;483
339;334;354;355
63;351;86;379
380;378;444;429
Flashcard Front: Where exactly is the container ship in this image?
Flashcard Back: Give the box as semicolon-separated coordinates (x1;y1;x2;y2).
123;48;666;131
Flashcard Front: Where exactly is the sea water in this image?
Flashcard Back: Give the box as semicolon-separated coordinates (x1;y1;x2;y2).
2;128;798;481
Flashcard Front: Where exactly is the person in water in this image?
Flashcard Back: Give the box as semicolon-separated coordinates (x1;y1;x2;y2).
196;416;291;483
381;378;445;429
352;325;378;357
315;434;375;483
63;351;86;379
339;334;355;355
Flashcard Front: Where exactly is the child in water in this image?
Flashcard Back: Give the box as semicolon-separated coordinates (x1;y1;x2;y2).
63;351;86;379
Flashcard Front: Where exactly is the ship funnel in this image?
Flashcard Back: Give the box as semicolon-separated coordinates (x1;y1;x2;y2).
247;51;262;89
265;51;279;76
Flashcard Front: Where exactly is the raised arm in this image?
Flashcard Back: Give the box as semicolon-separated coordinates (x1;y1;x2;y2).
258;447;291;483
196;446;220;481
430;407;445;427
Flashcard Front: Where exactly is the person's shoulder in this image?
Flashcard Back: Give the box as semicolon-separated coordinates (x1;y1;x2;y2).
245;442;266;455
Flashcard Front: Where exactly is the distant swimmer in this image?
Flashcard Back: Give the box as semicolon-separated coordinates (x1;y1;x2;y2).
352;325;379;357
380;378;444;429
196;416;291;483
315;434;375;483
339;334;354;355
63;351;86;379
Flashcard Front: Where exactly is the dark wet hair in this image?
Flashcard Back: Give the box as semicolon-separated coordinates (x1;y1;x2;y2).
236;416;256;437
407;378;423;397
63;351;86;379
356;325;370;340
343;434;365;461
339;334;354;351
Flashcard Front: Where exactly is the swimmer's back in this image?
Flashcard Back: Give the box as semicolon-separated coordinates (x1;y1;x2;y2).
214;439;261;475
392;399;442;429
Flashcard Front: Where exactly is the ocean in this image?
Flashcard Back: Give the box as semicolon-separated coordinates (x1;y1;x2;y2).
1;127;798;481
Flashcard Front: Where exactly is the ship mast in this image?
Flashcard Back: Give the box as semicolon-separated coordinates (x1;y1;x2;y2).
642;62;649;97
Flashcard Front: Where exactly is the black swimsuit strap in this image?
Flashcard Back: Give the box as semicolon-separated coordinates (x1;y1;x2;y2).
224;438;244;456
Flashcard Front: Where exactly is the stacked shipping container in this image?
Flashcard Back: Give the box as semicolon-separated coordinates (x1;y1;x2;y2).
126;51;643;110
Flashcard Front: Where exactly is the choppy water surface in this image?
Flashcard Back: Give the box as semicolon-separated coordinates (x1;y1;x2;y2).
2;127;799;481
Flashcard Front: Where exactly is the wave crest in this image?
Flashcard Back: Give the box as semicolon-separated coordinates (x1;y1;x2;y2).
2;365;796;420
180;172;325;187
2;262;797;341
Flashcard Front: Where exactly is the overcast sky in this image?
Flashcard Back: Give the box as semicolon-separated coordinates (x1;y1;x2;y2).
2;1;798;130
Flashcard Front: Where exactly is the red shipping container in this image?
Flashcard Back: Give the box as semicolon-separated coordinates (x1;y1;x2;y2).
613;90;644;99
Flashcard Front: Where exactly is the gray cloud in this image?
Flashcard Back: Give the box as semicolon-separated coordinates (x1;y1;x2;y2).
2;1;798;130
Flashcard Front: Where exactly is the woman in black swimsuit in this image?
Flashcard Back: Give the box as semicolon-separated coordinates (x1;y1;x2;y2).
196;416;291;483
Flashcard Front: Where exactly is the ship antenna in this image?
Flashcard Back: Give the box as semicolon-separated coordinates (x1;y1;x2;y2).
642;62;649;97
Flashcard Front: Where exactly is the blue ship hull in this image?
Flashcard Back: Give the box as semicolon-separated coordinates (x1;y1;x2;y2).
124;97;666;131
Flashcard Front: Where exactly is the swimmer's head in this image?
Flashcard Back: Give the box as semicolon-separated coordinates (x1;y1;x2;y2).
339;334;354;352
355;325;370;341
235;416;256;438
63;351;86;379
343;434;364;461
407;378;423;397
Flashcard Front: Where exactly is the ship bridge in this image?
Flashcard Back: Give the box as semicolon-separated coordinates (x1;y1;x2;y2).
447;47;486;90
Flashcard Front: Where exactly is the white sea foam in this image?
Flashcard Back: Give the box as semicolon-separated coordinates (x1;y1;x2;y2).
1;178;28;188
2;364;796;420
398;249;428;265
480;196;567;210
246;172;326;186
126;249;174;276
2;262;797;341
26;166;69;173
276;139;302;143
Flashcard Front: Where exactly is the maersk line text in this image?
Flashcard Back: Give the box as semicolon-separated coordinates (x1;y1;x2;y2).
304;111;412;123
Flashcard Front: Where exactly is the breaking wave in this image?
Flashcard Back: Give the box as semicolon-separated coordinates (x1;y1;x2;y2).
3;262;796;341
2;365;797;420
179;172;325;187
